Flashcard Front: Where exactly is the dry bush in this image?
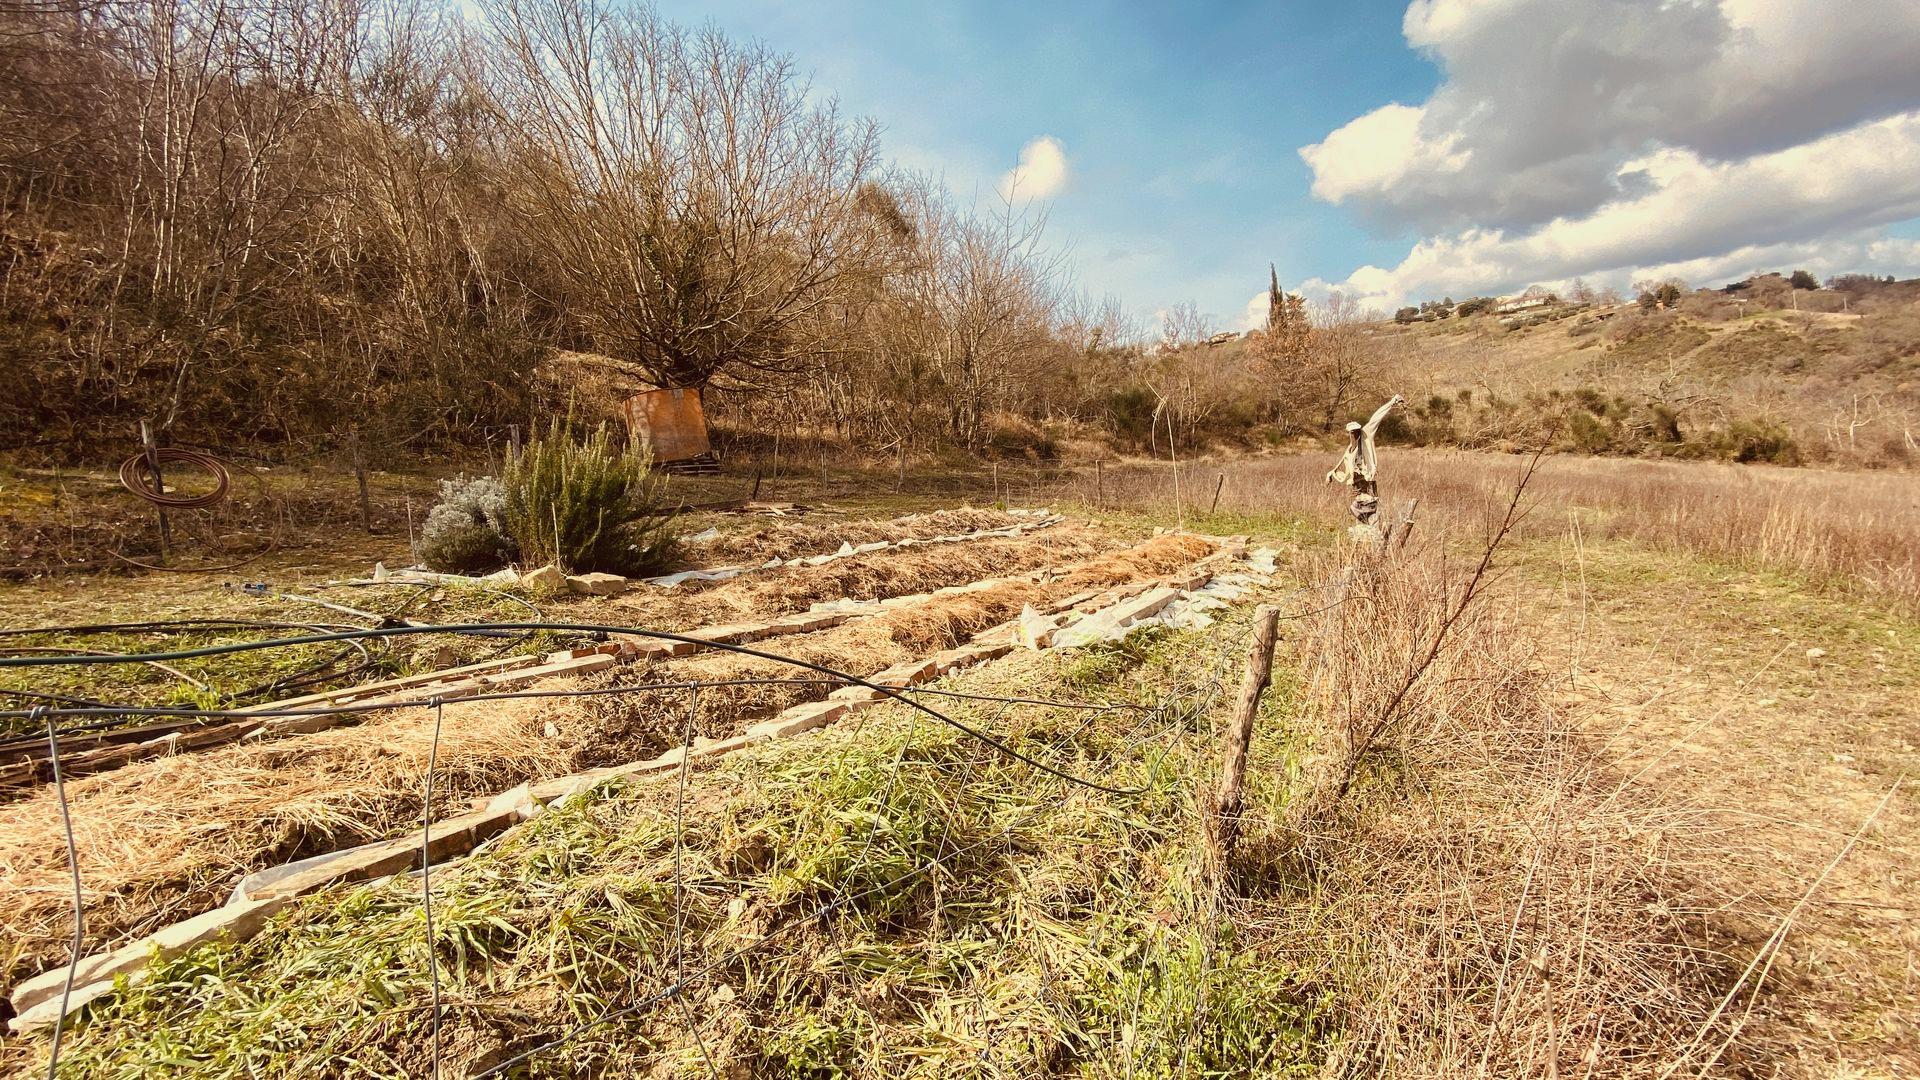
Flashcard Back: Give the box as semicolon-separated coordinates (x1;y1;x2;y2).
1254;528;1749;1076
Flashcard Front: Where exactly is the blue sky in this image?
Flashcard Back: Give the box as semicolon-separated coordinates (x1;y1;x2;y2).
655;0;1920;329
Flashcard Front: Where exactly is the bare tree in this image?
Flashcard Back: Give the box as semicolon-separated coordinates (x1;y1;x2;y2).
1158;301;1210;353
478;0;884;391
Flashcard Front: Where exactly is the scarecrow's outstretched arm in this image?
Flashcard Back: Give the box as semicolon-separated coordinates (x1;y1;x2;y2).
1361;394;1405;437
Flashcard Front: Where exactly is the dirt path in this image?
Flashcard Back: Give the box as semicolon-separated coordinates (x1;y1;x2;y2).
1520;538;1920;1076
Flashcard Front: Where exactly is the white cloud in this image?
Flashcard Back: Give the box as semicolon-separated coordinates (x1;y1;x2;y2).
1299;103;1467;205
1304;112;1920;307
999;136;1069;202
1237;290;1270;332
1298;0;1920;304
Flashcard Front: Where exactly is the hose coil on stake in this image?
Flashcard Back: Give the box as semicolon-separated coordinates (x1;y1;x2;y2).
118;447;231;509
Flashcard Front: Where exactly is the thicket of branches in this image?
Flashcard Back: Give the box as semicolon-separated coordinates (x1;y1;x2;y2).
0;0;1389;463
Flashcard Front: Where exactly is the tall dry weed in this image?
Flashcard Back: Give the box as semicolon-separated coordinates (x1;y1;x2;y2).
1248;496;1753;1076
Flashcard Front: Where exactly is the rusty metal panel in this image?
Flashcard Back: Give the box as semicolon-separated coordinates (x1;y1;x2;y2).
622;388;710;463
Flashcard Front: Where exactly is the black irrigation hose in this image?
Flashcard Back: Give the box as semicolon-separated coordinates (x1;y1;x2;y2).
2;678;1157;747
0;618;365;639
0;686;112;710
0;617;378;711
0;621;1174;797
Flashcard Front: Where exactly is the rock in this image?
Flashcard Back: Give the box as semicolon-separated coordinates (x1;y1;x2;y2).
521;564;563;591
1806;647;1827;662
566;572;627;596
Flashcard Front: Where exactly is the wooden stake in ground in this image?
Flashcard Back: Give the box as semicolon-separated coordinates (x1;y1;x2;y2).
1209;604;1282;867
349;430;372;533
139;419;169;564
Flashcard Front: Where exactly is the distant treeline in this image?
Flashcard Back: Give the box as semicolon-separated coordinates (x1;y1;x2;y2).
2;0;1403;466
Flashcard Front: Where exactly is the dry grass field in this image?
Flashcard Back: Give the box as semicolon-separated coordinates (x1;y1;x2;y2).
1051;449;1920;1074
1074;449;1920;612
0;449;1913;1077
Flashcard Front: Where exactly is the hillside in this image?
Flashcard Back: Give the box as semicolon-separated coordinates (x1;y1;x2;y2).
1373;286;1920;468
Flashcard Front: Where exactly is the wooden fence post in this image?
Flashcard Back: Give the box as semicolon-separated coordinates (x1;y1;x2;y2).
1209;604;1282;867
139;419;169;565
349;429;372;533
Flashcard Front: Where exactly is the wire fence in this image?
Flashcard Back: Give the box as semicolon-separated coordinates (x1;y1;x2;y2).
0;598;1294;1077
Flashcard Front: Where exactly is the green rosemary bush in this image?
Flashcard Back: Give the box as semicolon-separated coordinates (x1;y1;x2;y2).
503;422;680;575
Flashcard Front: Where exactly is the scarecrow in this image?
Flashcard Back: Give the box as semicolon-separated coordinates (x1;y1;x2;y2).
1325;395;1403;525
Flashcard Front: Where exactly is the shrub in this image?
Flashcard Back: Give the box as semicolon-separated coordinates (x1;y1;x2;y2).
1727;420;1802;466
503;422;681;575
1105;385;1158;445
985;413;1059;460
1645;403;1684;444
419;475;515;573
1565;409;1613;454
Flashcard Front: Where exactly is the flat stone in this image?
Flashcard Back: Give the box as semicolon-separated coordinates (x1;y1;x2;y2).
827;684;890;702
490;653;616;687
872;658;939;686
618;635;699;659
10;976;123;1034
1103;587;1182;628
9;895;293;1021
484;781;536;818
566;572;628;596
247;808;517;902
756;700;849;737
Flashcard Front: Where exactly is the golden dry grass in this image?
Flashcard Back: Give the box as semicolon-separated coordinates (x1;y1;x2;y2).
561;522;1123;631
687;507;1020;565
1248;534;1751;1076
1077;450;1920;612
0;698;574;988
611;532;1219;746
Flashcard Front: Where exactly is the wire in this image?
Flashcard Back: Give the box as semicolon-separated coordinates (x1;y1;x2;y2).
0;622;1169;796
421;698;445;1080
467;616;1259;1077
42;710;84;1079
13;600;1258;1073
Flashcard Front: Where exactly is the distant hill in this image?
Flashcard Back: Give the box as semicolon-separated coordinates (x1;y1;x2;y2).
1372;279;1920;468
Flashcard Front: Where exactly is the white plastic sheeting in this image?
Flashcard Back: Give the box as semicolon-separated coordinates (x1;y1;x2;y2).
1050;547;1284;646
